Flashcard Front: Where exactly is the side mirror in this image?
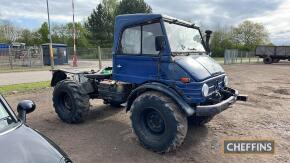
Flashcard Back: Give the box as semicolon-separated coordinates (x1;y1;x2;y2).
205;30;212;53
155;36;165;51
17;100;36;123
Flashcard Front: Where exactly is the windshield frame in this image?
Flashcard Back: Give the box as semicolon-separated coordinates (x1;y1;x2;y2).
162;17;207;54
0;95;19;124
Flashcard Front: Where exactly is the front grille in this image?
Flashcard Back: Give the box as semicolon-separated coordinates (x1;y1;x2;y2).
206;76;224;95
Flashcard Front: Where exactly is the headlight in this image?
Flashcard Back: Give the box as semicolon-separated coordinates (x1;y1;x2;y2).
202;83;209;97
224;76;229;87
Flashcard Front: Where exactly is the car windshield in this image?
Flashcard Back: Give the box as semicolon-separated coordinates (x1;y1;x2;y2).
164;21;206;54
0;99;16;133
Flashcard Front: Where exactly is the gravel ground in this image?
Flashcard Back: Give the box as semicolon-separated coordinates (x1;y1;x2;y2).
5;63;290;163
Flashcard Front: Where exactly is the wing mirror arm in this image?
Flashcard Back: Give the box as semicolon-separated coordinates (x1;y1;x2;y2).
205;30;212;53
17;100;36;123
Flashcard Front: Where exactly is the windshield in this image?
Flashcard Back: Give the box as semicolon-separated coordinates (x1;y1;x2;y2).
164;22;206;54
0;99;17;133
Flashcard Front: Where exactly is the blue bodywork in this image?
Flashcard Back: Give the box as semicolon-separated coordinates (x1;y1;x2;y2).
0;43;10;49
112;14;226;105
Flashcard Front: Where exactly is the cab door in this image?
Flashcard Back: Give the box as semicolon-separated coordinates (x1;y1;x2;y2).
113;22;164;84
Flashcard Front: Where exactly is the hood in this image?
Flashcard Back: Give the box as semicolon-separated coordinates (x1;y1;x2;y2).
175;55;225;81
0;124;66;163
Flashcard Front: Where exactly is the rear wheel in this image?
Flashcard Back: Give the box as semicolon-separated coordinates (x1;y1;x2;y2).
188;115;213;126
263;57;273;64
130;91;188;153
53;80;89;123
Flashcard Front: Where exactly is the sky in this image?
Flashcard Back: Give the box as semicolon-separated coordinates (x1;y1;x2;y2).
0;0;289;45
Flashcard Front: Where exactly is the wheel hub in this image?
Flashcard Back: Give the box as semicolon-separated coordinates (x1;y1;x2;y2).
62;93;73;111
144;109;165;134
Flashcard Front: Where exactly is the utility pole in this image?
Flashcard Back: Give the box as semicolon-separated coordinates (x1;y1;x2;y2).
72;0;78;67
46;0;54;69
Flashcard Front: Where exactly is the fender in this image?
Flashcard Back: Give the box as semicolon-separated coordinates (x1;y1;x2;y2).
126;82;195;116
51;70;67;87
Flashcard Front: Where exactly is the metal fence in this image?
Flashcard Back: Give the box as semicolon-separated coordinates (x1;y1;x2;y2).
68;47;113;60
224;49;261;65
0;46;43;69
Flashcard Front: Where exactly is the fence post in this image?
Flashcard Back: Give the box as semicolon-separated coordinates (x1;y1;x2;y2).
40;46;44;67
236;50;238;63
28;48;32;67
240;52;242;64
98;46;102;69
248;52;250;63
224;50;226;65
8;46;13;69
224;50;228;65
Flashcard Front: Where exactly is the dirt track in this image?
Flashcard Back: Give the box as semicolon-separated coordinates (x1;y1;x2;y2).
5;63;290;163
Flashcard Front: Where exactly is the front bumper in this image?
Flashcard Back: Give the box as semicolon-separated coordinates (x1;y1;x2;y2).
195;88;247;116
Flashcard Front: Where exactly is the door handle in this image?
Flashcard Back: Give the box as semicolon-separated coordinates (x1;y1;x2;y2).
117;64;122;68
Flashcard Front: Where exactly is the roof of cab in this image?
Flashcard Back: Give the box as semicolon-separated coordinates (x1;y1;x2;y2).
115;14;162;28
113;13;195;53
114;13;195;32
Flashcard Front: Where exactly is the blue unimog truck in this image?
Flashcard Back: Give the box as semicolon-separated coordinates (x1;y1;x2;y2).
51;14;247;153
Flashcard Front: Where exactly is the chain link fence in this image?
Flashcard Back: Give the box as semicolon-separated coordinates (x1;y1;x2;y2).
0;46;43;69
224;49;262;65
68;47;112;60
0;46;112;70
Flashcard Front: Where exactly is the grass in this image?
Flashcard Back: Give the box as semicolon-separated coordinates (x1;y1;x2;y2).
0;81;50;95
0;66;51;73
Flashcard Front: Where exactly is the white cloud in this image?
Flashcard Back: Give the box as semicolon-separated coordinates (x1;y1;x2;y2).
0;0;289;44
0;0;101;24
247;0;290;45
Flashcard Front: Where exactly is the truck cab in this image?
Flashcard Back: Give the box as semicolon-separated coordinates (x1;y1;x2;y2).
51;14;247;153
113;14;226;105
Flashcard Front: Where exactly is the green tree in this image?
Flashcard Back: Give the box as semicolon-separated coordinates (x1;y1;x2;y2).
85;0;152;47
86;3;113;47
0;24;6;42
115;0;152;15
65;22;91;47
38;22;49;43
232;20;270;51
210;25;234;57
18;29;34;45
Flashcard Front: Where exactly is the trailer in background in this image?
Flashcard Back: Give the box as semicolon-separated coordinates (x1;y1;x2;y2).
255;45;290;64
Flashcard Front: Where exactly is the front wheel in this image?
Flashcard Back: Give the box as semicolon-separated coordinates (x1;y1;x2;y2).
130;91;188;153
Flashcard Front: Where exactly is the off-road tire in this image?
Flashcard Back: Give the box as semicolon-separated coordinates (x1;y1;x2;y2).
188;115;213;126
263;57;273;64
53;80;90;123
130;91;188;153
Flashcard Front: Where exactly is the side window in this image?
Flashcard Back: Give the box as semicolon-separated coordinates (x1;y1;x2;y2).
142;23;163;55
121;26;141;54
